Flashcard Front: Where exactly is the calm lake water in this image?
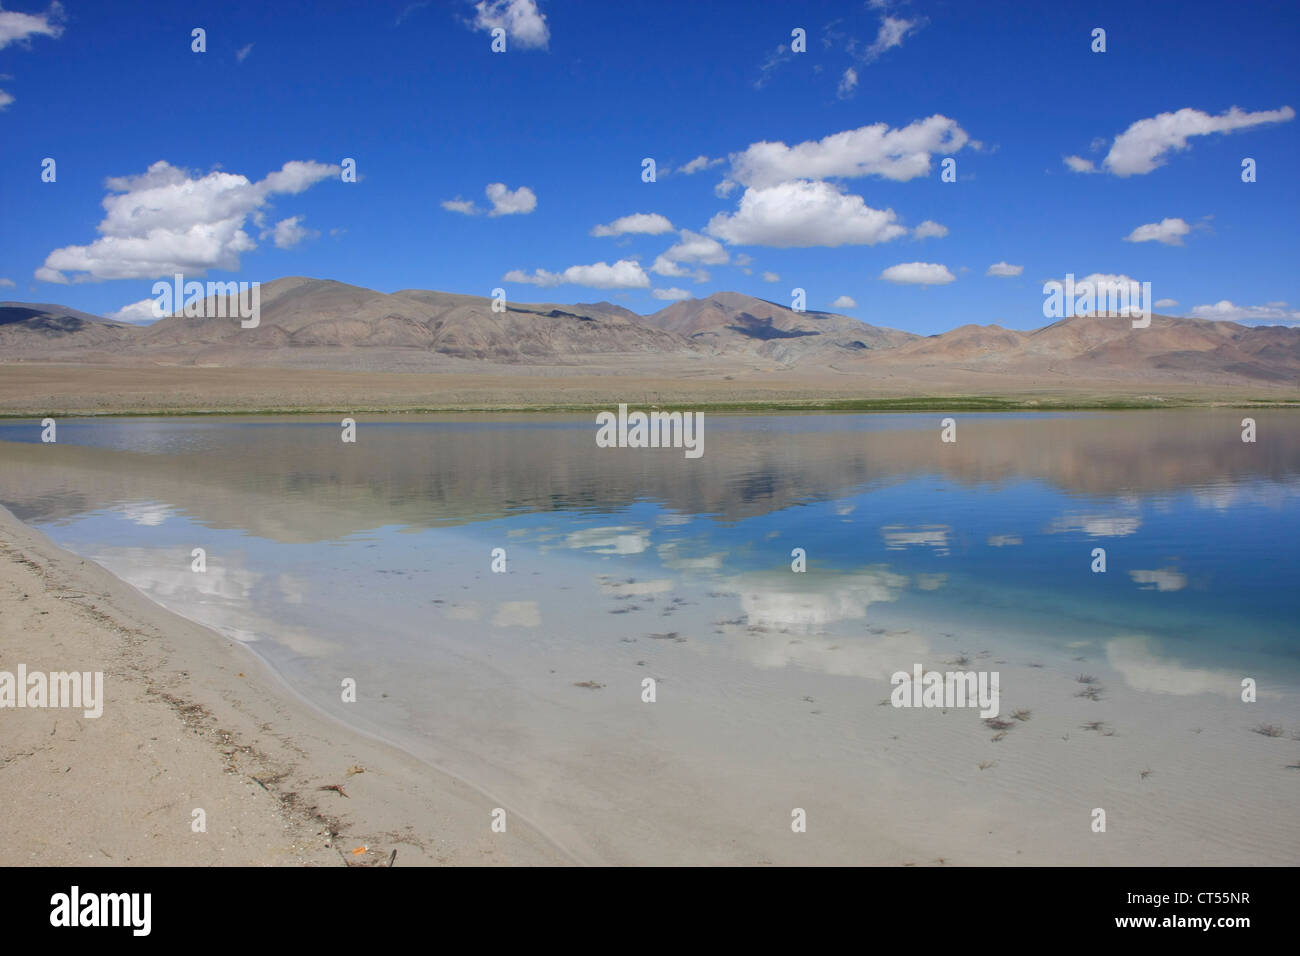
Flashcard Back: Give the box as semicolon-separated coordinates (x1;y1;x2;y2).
2;410;1297;864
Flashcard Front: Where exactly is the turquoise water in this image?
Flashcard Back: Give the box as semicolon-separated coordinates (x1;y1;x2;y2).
3;411;1295;678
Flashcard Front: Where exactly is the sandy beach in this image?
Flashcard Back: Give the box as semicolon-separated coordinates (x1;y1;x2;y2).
0;503;571;866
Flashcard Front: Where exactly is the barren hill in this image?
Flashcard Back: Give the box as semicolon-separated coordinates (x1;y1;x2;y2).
2;280;1298;402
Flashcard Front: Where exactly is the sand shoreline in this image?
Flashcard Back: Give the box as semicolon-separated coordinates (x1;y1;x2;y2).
0;504;573;866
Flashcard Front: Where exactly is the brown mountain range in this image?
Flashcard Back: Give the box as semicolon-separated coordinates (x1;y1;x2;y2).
2;278;1298;411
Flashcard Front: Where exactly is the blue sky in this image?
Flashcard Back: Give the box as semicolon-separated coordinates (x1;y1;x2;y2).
1;0;1296;334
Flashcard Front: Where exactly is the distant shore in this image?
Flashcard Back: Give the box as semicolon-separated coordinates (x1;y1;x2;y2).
2;362;1297;417
0;504;572;866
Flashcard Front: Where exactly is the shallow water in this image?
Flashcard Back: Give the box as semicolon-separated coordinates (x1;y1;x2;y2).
2;410;1297;863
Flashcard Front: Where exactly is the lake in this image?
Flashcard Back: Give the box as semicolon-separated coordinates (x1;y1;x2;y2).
1;409;1297;864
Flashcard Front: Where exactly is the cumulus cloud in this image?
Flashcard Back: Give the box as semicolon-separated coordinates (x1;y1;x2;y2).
912;219;948;239
1062;155;1098;173
1124;217;1190;245
720;116;970;191
1189;300;1300;325
105;298;162;324
1073;105;1295;176
707;179;907;248
652;287;691;301
0;1;64;49
591;212;674;237
35;159;339;283
485;182;536;215
649;257;689;278
469;0;548;50
985;261;1023;277
0;277;15;288
649;229;729;278
666;229;729;264
442;182;537;216
831;295;856;309
879;262;955;285
1153;298;1178;308
503;258;649;289
761;271;780;282
267;215;316;249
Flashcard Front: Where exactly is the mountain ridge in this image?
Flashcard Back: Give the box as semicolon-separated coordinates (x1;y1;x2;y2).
2;278;1298;386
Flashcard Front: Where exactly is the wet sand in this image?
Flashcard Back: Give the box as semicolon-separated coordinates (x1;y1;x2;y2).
0;504;572;866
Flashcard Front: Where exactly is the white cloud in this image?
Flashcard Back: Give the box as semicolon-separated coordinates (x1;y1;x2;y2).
985;261;1023;277
912;219;948;239
503;258;650;289
665;229;729;264
267;215;316;249
1153;298;1178;308
485;182;536;215
0;1;65;109
831;295;856;309
1189;300;1300;324
652;287;691;301
761;271;780;282
446;183;537;216
35;159;339;283
677;155;722;175
721;115;970;190
649;256;688;277
650;229;729;278
470;0;549;50
591;212;674;237
707;179;907;248
105;297;162;324
866;15;920;60
235;42;254;62
1089;105;1295;176
1062;155;1098;173
1124;217;1190;246
0;1;64;49
0;277;15;288
837;67;858;98
879;262;955;285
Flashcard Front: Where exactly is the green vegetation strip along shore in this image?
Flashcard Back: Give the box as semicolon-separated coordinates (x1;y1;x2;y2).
3;395;1299;418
